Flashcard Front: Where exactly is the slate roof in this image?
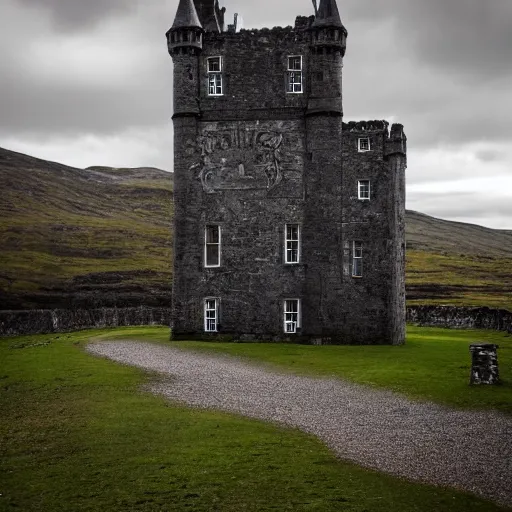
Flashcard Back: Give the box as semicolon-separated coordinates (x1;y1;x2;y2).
312;0;344;28
172;0;203;30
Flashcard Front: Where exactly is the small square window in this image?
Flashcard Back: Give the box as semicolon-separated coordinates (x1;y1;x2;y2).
358;137;371;152
287;56;303;94
358;180;371;200
288;56;302;71
207;57;222;72
284;299;301;333
204;298;219;332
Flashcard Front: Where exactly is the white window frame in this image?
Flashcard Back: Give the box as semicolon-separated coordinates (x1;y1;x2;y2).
358;137;371;152
352;241;363;278
283;299;301;334
287;55;303;94
358;180;371;200
204;298;219;332
204;225;221;268
207;56;223;96
285;224;300;264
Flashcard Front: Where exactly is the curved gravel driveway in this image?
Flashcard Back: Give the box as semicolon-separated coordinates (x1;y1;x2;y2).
87;341;512;507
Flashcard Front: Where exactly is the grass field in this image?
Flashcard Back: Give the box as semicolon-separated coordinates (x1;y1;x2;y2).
1;326;511;511
406;250;512;310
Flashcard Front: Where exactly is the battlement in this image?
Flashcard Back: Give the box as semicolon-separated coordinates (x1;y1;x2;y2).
343;121;407;157
204;23;311;44
343;120;389;133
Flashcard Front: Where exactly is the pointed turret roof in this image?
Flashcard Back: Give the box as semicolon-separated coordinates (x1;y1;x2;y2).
172;0;203;30
312;0;343;28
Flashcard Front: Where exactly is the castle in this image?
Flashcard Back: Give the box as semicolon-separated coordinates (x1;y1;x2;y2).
167;0;407;344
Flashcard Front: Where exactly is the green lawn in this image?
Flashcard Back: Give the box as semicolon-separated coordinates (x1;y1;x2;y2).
1;327;511;511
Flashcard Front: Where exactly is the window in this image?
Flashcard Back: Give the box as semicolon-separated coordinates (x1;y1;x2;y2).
358;137;371;152
204;298;218;332
284;299;301;333
352;241;363;277
287;56;303;94
207;57;223;96
285;224;300;264
205;225;221;267
358;180;371;200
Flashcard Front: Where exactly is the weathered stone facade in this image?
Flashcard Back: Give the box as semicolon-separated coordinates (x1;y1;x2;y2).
167;0;407;344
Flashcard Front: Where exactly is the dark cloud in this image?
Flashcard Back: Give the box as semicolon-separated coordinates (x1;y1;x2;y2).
342;0;512;80
476;149;507;163
16;0;136;30
0;59;171;137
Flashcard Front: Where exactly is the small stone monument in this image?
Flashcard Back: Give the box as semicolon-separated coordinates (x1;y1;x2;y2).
469;343;499;385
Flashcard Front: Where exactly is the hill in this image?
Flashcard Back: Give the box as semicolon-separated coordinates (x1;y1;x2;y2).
406;212;512;309
0;147;511;311
0;147;172;309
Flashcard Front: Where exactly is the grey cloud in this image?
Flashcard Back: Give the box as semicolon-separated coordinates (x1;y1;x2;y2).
0;54;171;136
476;149;508;163
341;0;512;80
16;0;136;30
408;191;512;222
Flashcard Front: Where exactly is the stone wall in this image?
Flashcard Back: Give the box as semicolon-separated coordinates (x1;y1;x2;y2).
407;306;512;333
2;305;510;338
0;307;171;337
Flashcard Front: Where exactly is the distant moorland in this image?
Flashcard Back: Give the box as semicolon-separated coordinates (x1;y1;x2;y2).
1;147;511;311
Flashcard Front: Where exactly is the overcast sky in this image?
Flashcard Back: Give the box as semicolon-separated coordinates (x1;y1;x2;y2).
1;0;511;228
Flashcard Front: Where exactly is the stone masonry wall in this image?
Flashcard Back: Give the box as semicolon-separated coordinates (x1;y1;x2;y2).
3;306;509;338
407;305;512;333
171;17;406;344
0;307;171;337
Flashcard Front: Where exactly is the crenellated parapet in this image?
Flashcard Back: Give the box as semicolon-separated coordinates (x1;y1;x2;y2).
343;120;389;133
343;120;407;157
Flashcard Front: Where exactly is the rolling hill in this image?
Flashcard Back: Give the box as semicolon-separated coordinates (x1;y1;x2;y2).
0;147;173;310
1;146;511;311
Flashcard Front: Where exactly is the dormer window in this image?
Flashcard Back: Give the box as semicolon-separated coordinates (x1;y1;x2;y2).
358;137;371;152
207;57;223;96
287;56;303;94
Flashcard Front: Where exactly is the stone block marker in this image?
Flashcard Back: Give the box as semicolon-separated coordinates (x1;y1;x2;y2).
469;343;499;385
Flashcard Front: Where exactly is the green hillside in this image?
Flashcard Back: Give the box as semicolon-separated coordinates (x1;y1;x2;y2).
0;147;510;311
406;211;512;309
0;148;173;309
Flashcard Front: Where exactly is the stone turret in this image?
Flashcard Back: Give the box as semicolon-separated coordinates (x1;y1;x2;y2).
310;0;347;55
167;0;203;56
307;0;346;115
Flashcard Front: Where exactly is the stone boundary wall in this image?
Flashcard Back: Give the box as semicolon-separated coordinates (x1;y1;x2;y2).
0;307;172;337
2;306;510;337
407;306;512;333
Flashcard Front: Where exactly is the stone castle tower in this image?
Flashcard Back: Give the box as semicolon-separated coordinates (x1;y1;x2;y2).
167;0;407;344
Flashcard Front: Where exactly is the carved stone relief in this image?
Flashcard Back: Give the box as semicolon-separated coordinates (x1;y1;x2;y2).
191;122;286;194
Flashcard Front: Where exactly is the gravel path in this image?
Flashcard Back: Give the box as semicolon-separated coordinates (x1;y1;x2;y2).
87;341;512;507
